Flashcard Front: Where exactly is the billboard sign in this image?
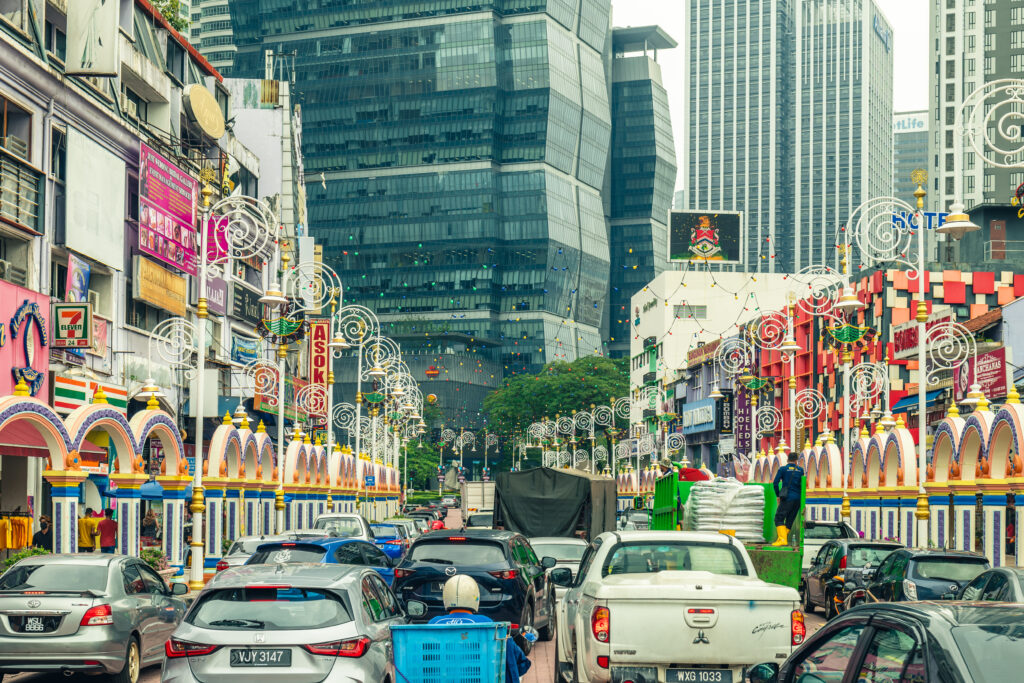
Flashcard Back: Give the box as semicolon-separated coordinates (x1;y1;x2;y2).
955;347;1010;402
52;302;92;348
307;319;330;418
139;144;199;275
669;211;743;264
66;0;119;76
891;310;953;360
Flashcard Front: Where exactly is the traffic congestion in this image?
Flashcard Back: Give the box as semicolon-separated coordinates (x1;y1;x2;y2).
1;466;1023;683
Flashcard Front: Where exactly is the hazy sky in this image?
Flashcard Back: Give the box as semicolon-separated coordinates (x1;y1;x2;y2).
612;0;928;190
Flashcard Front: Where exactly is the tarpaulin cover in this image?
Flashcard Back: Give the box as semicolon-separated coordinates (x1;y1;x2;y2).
494;467;616;540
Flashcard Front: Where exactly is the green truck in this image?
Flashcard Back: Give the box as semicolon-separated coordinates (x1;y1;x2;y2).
649;472;805;590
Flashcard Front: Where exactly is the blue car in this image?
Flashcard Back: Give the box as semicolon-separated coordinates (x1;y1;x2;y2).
245;537;398;584
370;523;410;561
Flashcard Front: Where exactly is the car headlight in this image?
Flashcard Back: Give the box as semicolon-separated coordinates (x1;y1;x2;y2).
902;579;918;601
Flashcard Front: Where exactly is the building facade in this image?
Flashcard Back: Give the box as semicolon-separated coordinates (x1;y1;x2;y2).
680;0;893;274
607;26;678;359
190;0;237;74
893;111;928;204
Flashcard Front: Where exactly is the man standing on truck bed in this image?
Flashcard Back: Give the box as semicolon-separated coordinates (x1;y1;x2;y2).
771;451;804;546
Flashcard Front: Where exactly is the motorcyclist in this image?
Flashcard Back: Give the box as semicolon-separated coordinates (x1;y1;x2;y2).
430;575;534;682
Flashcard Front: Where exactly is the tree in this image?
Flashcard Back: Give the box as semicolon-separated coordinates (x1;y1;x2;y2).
482;356;630;436
153;0;188;33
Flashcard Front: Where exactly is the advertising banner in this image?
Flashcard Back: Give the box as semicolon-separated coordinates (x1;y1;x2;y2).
192;276;227;316
231;335;260;364
53;375;127;415
308;318;330;417
66;0;119;76
681;398;716;435
0;282;50;397
52;302;92;348
955;347;1010;402
717;390;734;435
891;309;953;360
687;339;721;369
89;316;108;358
231;284;262;326
139;144;199;275
65;253;91;303
735;391;752;455
669;211;743;264
133;257;187;316
66;128;125;267
254;371;308;422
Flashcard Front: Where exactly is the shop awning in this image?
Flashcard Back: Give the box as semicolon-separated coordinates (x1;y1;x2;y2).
890;390;944;413
0;421;105;458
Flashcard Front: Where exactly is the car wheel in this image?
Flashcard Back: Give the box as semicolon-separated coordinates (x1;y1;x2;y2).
825;589;838;620
111;637;140;683
801;583;815;614
539;597;555;641
519;604;534;655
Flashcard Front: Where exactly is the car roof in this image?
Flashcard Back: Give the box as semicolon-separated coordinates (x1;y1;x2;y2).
210;562;368;588
529;537;588;545
845;600;1024;626
604;530;739;545
828;539;902;547
901;548;989;559
258;538;369;549
14;553;122;567
419;529;515;541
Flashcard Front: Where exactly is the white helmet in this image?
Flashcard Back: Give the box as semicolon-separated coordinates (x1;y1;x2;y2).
442;574;480;612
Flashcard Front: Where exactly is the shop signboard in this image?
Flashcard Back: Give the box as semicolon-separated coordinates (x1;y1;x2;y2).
735;391;752;454
139;143;199;275
681;398;717;435
192;276;227;316
52;302;92;348
133;257;187;316
0;282;51;397
891;309;953;360
687;339;722;369
954;347;1010;402
307;319;330;418
53;375;127;416
717;390;734;434
231;335;260;364
232;284;262;327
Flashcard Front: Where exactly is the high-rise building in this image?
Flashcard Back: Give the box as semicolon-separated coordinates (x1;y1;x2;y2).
893;111;928;204
607;26;677;358
191;1;238;74
681;0;893;274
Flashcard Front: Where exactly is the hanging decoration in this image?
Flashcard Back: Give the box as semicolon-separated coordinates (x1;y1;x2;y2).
10;299;49;396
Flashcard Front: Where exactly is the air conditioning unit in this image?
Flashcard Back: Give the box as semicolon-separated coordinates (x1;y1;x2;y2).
1;135;28;160
127;100;138;119
119;91;129;112
207;345;218;360
0;259;28;287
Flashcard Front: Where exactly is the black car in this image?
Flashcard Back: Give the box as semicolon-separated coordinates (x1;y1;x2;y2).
861;548;989;604
958;567;1024;602
802;539;901;618
746;602;1024;683
391;529;557;653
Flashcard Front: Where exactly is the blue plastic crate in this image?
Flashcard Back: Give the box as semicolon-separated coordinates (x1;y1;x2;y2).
391;622;508;683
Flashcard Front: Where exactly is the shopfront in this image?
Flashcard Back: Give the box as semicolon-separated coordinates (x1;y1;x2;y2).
681;398;719;470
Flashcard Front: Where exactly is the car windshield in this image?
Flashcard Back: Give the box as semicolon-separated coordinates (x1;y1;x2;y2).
531;543;586;562
313;518;362;537
371;525;401;538
628;511;648;521
0;563;108;592
952;623;1024;683
467;514;492;527
408;540;506;565
227;539;271;555
805;524;848;540
912;558;988;582
188;587;351;630
604;542;748;577
247;545;327;564
847;545;898;568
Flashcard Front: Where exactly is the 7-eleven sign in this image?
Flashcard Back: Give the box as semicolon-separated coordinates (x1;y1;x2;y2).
52;302;92;348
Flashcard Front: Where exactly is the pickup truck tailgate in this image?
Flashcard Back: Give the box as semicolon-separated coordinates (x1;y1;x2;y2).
599;572;798;666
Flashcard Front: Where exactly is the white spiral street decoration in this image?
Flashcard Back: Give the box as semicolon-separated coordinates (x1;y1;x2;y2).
574;450;589;465
457;431;475;449
543;450;557;467
851;362;888;410
542;420;557;439
151;318;199;381
666;432;686;452
295;383;328;419
925;322;977;385
556;416;575;436
592;405;614;427
613;397;632;420
791;265;845;318
485;433;498;448
716;337;755;376
956;79;1024;169
241;359;278;407
336;305;380;344
637;433;655;455
756;406;783;435
573;411;593;432
441;428;456;444
361;336;402;381
333;402;357;431
557;451;570;466
207;195;276;265
528;422;544;440
752;311;788;351
850;196;918;271
286;261;342;314
794;388;826;423
593;445;608;463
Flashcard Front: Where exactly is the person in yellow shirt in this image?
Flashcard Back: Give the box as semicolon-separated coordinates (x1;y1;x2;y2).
78;507;99;552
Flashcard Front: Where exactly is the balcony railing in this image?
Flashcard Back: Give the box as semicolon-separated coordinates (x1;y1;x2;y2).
0;147;42;233
983;240;1024;261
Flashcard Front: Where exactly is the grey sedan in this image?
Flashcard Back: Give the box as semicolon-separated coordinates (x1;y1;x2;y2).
0;553;188;682
218;530;330;572
959;566;1024;602
162;563;426;683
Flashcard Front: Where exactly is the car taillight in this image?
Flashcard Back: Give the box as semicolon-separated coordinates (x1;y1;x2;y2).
448;537;467;542
839;555;847;570
591;606;610;643
488;569;518;580
165;638;221;658
791;610;805;646
394;568;413;579
303;636;371;658
597;655;609;669
216;560;229;572
687;608;714;614
385;540;402;545
80;605;113;626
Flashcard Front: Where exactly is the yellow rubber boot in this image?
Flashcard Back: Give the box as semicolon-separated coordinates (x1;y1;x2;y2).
771;526;788;546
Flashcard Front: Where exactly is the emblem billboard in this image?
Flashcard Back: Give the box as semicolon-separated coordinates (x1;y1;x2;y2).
52;302;92;348
669;211;743;264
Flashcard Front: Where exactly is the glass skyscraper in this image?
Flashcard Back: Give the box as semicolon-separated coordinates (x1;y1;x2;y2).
607;27;677;358
228;1;613;377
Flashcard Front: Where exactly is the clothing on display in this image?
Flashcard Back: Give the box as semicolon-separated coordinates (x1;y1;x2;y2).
0;515;32;550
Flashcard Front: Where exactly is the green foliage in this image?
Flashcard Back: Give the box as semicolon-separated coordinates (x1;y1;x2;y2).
221;537;233;555
3;546;49;572
483;356;630;435
403;439;443;491
153;0;189;33
141;547;170;571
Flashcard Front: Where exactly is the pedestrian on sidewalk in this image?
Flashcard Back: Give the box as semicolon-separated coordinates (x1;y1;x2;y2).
78;508;99;552
98;508;117;553
31;516;53;551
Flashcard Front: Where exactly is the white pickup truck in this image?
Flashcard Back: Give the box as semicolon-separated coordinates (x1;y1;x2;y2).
552;531;802;683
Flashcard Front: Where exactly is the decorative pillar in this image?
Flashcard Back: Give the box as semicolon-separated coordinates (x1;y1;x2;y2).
898;496;917;548
108;473;148;556
203;480;226;565
156;475;191;569
1016;493;1024;567
949;482;977;552
284;483;302;531
879;490;900;541
223;480;244;543
980;490;1008;566
43;470;89;554
260;484;276;534
243;484;261;539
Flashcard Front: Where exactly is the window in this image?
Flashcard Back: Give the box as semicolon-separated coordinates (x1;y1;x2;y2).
674;303;708;320
960;572;989;600
946;36;955;55
361;577;384;621
137;564;169;594
359;543;388;568
792;625;866;678
1013;54;1024;72
986;9;996;26
188;587;352;630
981;572;1009;601
603;541;748;577
44;19;66;63
165;39;185;83
122;564;145;595
0;0;29;32
333;542;364;565
1015;7;1024;23
1;93;31;159
0;235;30;286
1014;31;1024;49
368;574;401;618
986;34;998;51
856;627;925;682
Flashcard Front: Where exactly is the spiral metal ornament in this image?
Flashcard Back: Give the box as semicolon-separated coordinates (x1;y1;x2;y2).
556;416;575;436
925;322;977;385
286;261;342;314
752;311;788;351
296;383;328;418
207;195;276;264
613;397;632;420
458;431;475;449
333;402;357;432
485;433;498;448
593;445;608;463
542;421;557;439
361;335;402;375
573;411;594;432
527;422;544;440
850;362;888;409
441;428;456;444
336;305;380;344
241;359;279;407
957;79;1024;169
150;318;199;380
543;450;557;467
716;337;755;376
666;432;686;452
850;196;918;270
574;450;589;465
795;388;827;422
557;451;570;466
637;433;656;455
756;406;783;435
591;405;613;427
791;265;845;318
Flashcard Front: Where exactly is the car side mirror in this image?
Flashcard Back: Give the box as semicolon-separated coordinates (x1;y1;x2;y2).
389;556;401;568
747;663;779;683
549;568;573;586
541;556;557;569
406;600;427;617
171;582;189;596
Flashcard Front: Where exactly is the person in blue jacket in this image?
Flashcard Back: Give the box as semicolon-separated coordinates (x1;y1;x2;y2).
430;575;533;681
771;451;805;546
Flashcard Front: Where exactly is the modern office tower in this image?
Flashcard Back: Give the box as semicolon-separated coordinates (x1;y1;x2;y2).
681;0;893;274
191;1;237;74
607;26;678;358
894;111;928;204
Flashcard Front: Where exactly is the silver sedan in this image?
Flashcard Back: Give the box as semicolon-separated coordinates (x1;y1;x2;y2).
162;563;426;683
0;553;188;682
218;530;331;572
